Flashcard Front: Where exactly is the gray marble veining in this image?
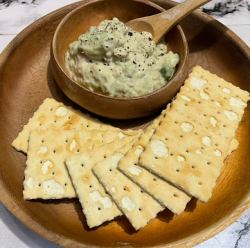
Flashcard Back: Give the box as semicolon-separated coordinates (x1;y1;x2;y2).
0;0;249;35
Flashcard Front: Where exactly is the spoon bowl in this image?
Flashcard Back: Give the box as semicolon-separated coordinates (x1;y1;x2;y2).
127;0;211;43
51;0;189;119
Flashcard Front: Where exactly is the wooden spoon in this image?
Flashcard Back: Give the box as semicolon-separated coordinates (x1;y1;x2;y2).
127;0;211;43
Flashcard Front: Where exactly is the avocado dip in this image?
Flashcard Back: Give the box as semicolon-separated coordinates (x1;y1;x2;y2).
65;18;179;98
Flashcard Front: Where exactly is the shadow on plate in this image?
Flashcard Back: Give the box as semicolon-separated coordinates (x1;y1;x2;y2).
73;200;136;234
187;20;223;53
29;198;76;205
157;208;174;223
185;198;198;212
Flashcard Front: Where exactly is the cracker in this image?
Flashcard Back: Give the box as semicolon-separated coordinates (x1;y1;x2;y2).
24;128;135;199
93;142;164;230
12;98;116;153
140;66;249;202
118;117;191;215
66;131;141;228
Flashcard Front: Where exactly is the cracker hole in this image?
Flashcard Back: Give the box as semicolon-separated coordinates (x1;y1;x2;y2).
218;85;221;88
138;208;142;211
52;172;55;175
194;132;198;135
170;153;174;156
123;186;127;191
64;183;67;186
154;156;158;160
104;155;107;159
40;161;42;164
185;150;189;153
81;163;84;167
140;190;144;193
86;124;89;128
54;120;57;123
39;123;42;126
192;165;195;169
215;143;218;147
68;116;71;120
109;169;112;172
174;121;178;124
184;103;188;106
198;101;201;104
217;111;221;114
98;207;101;211
38;183;41;187
89;185;92;188
50;108;53;111
201;147;204;150
176;169;180;172
223;124;227;127
41;139;44;143
211;99;214;102
207;162;211;165
153;178;157;181
173;194;178;197
180;135;183;138
203;114;207;117
165;138;168;141
65;139;68;143
77;149;80;153
198;182;203;185
53;149;56;154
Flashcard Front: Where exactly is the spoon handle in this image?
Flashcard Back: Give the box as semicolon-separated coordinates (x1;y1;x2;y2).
148;0;211;42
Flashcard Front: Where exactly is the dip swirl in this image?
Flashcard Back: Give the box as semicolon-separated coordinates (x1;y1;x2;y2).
65;18;179;98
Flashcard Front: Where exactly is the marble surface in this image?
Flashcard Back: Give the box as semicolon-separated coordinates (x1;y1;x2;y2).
0;0;249;247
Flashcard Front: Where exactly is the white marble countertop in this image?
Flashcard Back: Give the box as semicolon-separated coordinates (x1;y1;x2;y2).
0;0;249;247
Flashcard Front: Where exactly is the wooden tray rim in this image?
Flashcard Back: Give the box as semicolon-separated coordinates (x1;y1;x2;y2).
0;1;249;247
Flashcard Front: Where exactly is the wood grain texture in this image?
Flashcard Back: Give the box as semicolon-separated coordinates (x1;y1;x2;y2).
128;0;210;42
0;0;249;247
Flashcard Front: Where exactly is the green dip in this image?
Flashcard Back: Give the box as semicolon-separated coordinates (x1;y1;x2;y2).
65;18;179;98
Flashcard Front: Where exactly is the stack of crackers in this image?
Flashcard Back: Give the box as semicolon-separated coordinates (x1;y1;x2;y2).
12;66;249;230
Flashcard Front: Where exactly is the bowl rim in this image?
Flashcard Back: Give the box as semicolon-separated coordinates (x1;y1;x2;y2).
51;0;189;101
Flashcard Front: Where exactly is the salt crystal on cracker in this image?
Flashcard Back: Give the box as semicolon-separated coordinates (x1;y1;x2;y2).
65;131;141;228
118;114;191;215
12;98;116;153
93;142;164;230
139;66;249;202
23;128;134;200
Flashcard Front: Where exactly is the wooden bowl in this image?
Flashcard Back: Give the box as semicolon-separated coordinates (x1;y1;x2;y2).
51;0;188;119
0;0;249;247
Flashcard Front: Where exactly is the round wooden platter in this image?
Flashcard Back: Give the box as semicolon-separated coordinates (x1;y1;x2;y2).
0;0;249;247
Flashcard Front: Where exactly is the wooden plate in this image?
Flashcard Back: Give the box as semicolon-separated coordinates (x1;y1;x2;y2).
0;0;249;247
